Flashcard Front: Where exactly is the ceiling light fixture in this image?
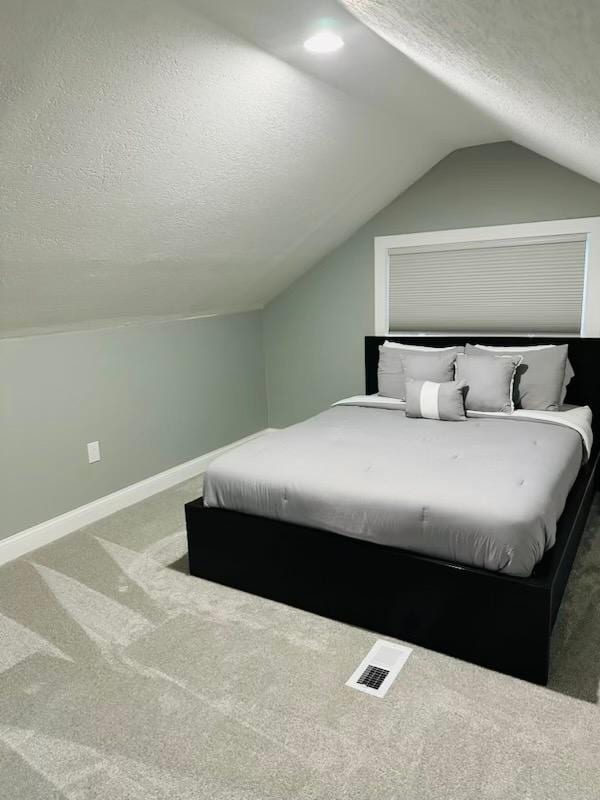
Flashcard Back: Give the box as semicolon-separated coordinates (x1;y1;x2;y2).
303;30;344;54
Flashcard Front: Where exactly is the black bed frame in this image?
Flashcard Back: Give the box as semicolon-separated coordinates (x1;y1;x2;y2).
186;337;600;684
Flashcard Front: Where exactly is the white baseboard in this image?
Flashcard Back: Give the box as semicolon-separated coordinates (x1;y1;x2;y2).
0;428;276;567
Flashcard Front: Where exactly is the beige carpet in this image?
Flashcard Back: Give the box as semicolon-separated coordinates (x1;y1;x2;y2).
1;478;600;799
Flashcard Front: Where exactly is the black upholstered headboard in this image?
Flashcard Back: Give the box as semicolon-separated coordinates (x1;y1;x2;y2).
365;336;600;435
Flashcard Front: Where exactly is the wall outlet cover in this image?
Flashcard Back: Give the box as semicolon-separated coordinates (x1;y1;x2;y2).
87;441;101;463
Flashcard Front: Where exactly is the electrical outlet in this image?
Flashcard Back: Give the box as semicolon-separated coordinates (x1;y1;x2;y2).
87;441;101;464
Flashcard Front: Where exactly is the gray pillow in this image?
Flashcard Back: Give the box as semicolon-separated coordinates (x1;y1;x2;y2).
402;350;458;382
378;346;461;400
561;358;575;404
405;379;467;421
377;346;407;399
455;353;521;413
465;344;568;411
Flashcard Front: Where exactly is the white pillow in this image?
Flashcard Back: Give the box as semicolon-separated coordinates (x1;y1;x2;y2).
383;340;459;352
472;344;574;403
472;344;556;352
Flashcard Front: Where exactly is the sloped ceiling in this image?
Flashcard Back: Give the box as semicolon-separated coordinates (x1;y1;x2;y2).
0;0;505;337
342;0;600;184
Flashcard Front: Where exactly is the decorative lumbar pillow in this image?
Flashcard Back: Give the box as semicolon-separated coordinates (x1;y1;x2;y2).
377;346;461;400
466;344;568;411
405;379;467;421
455;353;522;413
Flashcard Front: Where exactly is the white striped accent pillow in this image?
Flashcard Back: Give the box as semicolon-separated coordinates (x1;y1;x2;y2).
405;379;467;421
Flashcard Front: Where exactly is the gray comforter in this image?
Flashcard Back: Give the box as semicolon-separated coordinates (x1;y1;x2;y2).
203;406;584;576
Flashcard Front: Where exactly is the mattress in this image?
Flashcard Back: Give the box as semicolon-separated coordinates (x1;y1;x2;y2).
203;404;590;577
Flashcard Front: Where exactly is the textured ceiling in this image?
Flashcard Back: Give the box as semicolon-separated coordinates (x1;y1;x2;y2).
0;0;502;336
342;0;600;184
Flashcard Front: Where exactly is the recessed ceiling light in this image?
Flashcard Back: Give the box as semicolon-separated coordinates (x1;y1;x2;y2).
304;30;344;54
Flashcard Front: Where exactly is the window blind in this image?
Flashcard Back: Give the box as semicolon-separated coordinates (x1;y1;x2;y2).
387;235;587;333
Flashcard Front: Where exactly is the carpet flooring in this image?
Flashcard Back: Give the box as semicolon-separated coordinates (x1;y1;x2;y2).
1;478;600;799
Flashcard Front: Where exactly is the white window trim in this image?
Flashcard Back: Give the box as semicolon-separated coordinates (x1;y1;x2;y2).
374;217;600;337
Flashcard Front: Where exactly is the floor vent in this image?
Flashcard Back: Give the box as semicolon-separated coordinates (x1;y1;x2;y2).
346;639;412;698
357;665;389;690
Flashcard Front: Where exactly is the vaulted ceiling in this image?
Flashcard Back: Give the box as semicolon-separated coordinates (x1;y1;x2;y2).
1;0;597;337
342;0;600;183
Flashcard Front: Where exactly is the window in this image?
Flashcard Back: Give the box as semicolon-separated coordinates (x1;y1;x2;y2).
374;218;600;336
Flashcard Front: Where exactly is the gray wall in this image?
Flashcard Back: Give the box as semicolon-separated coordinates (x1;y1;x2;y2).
1;312;267;539
263;142;600;427
5;141;600;539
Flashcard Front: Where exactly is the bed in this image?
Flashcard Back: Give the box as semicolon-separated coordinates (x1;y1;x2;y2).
186;336;600;684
